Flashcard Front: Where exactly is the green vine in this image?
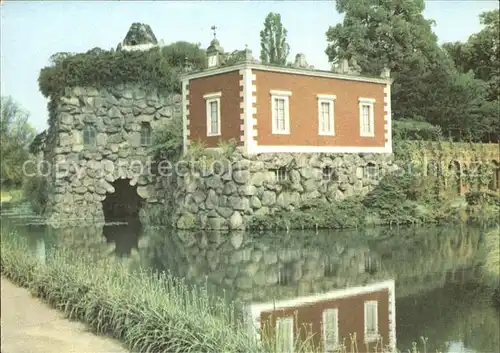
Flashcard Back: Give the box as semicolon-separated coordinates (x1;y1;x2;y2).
38;42;206;99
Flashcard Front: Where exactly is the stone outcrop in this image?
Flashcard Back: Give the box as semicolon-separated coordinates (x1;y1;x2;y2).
44;84;181;226
118;23;162;52
173;151;397;230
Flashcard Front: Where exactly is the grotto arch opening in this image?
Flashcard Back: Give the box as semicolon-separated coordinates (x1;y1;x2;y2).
102;178;143;223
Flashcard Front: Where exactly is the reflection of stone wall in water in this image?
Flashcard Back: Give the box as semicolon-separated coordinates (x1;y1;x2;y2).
174;151;397;230
52;226;113;258
44;84;182;226
142;226;482;303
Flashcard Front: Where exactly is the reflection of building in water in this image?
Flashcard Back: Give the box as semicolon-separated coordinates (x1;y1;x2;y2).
246;279;396;352
142;226;485;352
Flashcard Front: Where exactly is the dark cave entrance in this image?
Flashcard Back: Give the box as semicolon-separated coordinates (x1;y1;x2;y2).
102;179;143;223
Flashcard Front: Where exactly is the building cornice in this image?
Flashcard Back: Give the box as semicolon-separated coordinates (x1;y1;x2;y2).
180;62;393;85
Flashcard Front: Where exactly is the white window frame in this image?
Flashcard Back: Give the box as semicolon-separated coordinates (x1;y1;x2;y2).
271;90;292;135
322;308;339;352
204;92;222;137
317;94;336;136
276;316;294;353
364;300;379;343
359;97;375;137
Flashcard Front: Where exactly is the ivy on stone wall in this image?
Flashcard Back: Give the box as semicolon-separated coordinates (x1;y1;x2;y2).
38;42;207;99
39;49;177;98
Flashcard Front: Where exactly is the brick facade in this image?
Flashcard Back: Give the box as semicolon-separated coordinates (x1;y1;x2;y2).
182;63;393;155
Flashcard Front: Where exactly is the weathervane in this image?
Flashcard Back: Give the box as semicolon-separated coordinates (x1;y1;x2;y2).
211;25;218;39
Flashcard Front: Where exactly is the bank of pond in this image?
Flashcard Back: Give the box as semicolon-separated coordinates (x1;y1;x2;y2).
0;203;499;353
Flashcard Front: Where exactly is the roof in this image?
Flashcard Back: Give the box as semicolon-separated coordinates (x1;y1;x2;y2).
180;62;393;85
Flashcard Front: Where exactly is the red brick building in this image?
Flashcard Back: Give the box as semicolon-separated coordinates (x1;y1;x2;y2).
181;42;393;155
245;280;396;353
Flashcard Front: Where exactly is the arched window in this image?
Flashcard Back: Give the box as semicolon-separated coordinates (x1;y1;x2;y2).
83;124;96;147
140;123;152;146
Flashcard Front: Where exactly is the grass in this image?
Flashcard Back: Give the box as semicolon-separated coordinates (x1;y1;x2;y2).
0;229;446;353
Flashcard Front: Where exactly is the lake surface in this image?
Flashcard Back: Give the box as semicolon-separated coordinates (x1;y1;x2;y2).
1;202;499;353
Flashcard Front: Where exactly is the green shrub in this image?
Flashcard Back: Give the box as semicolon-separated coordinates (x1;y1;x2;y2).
465;190;500;206
217;138;238;158
363;171;425;225
22;175;48;214
248;197;367;231
392;119;443;141
150;114;183;161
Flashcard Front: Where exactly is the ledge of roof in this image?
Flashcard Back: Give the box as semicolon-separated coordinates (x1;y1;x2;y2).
180;62;393;85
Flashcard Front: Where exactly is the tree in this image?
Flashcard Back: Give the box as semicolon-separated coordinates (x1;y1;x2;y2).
326;0;440;76
1;96;36;187
325;0;497;142
259;12;290;65
443;10;500;101
161;41;206;71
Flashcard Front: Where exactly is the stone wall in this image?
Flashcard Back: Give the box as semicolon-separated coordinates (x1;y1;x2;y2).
44;84;182;226
173;151;398;230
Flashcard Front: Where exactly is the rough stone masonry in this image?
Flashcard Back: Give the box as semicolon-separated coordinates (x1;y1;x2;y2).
42;83;397;229
173;151;398;230
44;84;181;226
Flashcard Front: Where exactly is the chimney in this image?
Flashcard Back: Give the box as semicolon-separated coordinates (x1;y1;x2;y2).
338;59;349;74
243;45;253;62
380;66;391;79
293;53;309;69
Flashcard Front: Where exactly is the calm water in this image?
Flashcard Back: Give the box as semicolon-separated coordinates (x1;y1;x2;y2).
1;202;499;353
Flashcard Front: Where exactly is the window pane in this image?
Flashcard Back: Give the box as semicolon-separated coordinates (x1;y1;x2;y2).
362;105;371;133
323;308;338;350
83;125;96;146
276;317;294;353
210;101;218;134
141;124;151;145
275;98;286;131
365;303;377;333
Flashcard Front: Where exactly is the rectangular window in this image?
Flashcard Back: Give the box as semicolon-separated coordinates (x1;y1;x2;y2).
364;163;379;181
273;167;288;182
317;94;336;136
323;308;339;352
210;101;218;134
364;300;378;342
140;122;152;146
359;98;375;137
204;92;222;136
271;90;292;134
276;316;294;353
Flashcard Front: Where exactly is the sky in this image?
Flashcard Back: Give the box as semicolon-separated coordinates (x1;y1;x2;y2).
1;0;499;132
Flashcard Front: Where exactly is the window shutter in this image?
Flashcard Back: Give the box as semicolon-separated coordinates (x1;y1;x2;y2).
323;308;339;352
